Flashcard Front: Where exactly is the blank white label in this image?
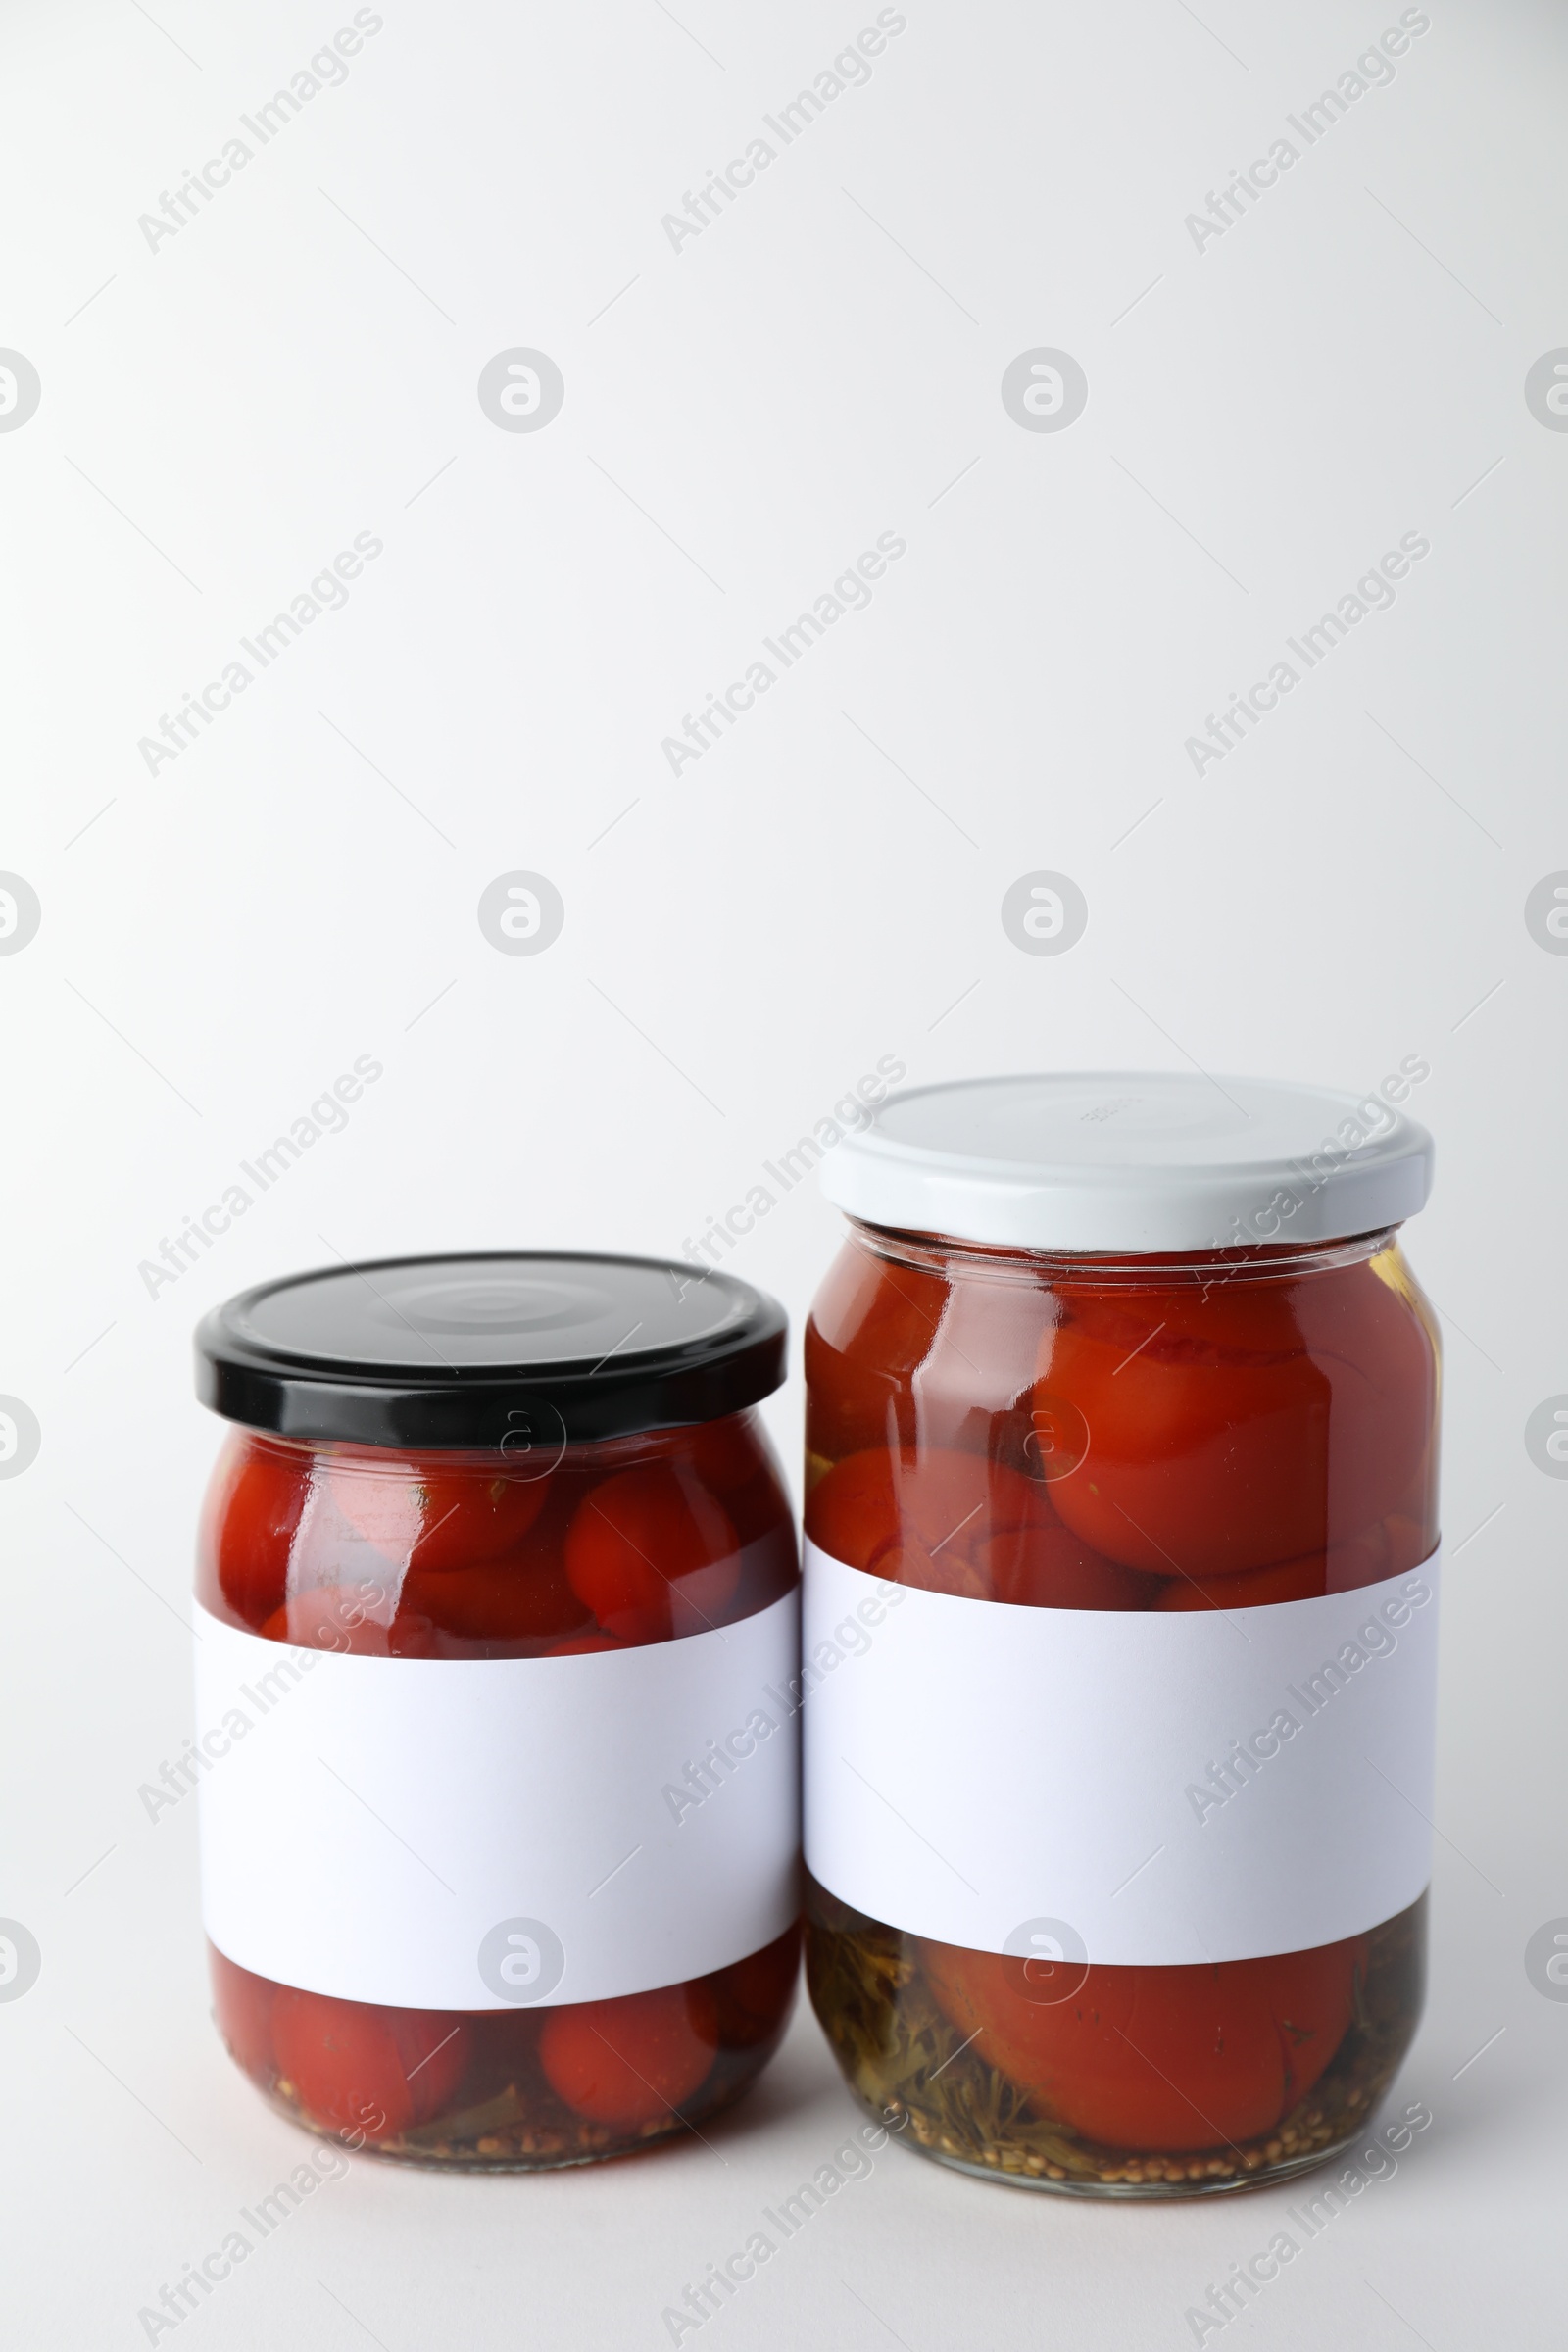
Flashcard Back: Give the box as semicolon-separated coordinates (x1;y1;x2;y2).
195;1590;800;2008
803;1542;1440;1966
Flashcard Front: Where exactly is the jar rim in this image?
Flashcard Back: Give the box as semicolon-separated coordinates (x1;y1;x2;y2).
843;1213;1403;1287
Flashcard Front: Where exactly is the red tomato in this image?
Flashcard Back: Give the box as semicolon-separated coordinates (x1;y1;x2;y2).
564;1463;739;1642
398;1553;589;1646
922;1936;1361;2150
1288;1255;1439;1533
686;1414;766;1495
546;1631;632;1656
980;1524;1158;1611
1377;1514;1434;1579
210;1946;275;2083
1038;1259;1433;1579
272;1991;468;2140
681;1418;798;1612
272;1989;419;2140
1155;1554;1330;1611
329;1452;550;1574
539;1984;719;2127
805;1248;951;1459
259;1583;437;1656
709;1926;801;2049
1152;1512;1424;1611
1260;1943;1363;2107
806;1447;1157;1609
203;1435;311;1629
392;2008;469;2122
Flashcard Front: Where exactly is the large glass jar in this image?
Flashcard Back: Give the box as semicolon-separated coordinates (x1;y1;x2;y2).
802;1073;1440;2196
194;1253;800;2169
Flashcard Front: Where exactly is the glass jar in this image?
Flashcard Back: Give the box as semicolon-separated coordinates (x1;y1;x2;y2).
193;1252;800;2169
802;1073;1441;2196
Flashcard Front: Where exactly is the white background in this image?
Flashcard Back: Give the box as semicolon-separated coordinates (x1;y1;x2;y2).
2;0;1565;2343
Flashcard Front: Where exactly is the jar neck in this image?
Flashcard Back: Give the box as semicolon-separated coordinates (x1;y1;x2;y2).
228;1406;763;1476
842;1214;1401;1289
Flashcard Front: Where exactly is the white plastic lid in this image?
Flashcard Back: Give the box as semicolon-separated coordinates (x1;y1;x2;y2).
820;1072;1435;1252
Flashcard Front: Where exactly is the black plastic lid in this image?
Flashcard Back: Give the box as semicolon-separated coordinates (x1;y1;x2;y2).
194;1253;788;1449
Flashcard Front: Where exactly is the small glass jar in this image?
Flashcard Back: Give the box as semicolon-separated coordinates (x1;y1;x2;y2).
194;1252;800;2169
802;1073;1440;2197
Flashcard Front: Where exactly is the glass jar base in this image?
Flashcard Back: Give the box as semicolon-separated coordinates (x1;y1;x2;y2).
895;2121;1372;2199
250;2049;773;2173
805;1884;1424;2209
270;2092;689;2171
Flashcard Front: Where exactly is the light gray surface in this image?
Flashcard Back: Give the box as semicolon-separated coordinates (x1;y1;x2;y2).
0;1889;1553;2346
2;0;1565;2340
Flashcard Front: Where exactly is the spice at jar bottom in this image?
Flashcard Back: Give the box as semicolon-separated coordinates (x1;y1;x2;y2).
802;1071;1441;2197
194;1252;801;2169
